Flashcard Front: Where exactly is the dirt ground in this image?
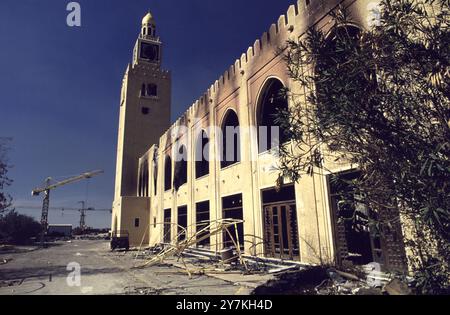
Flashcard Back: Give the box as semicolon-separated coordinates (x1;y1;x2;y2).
0;239;249;295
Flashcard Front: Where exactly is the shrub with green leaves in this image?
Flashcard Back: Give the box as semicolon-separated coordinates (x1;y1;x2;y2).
277;0;449;294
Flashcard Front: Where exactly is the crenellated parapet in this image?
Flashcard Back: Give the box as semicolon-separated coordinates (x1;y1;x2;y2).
157;0;382;150
159;0;346;147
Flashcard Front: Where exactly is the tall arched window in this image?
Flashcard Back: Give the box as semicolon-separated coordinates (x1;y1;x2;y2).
164;155;172;191
196;130;210;178
174;145;188;190
221;110;240;169
257;78;289;153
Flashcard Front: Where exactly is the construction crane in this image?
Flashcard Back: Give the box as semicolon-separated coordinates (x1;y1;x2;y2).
78;201;95;233
14;205;112;213
31;170;104;246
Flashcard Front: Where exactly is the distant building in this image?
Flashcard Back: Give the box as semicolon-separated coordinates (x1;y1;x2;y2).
48;225;72;237
112;0;409;272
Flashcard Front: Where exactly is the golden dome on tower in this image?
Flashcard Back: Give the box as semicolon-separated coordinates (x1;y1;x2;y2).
142;11;155;25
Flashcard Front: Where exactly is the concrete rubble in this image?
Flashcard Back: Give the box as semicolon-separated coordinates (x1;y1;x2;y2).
127;216;413;295
251;263;414;295
132;241;415;295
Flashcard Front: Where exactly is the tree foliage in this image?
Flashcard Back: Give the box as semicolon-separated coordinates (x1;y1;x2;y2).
0;137;13;215
0;211;41;245
277;0;449;294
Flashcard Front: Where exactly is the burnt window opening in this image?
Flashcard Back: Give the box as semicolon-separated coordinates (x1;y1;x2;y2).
196;130;210;179
140;83;157;97
142;160;149;197
164;156;172;191
174;145;188;190
138;167;143;197
135;218;140;228
262;186;300;260
221;110;241;169
153;164;158;196
222;194;244;249
163;209;171;243
147;84;158;97
257;79;290;153
196;201;210;247
305;0;310;6
138;161;149;197
329;170;376;266
177;206;188;242
142;107;150;115
262;185;296;204
152;150;158;196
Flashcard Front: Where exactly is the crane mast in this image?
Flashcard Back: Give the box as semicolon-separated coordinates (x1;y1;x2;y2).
32;170;103;247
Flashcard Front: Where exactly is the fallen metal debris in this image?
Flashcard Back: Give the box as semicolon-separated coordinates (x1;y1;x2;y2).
0;279;24;288
126;218;411;295
133;219;248;278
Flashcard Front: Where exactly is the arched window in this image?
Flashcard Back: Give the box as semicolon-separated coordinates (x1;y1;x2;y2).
196;130;209;178
164;156;172;191
174;145;188;190
257;79;289;153
221;110;240;169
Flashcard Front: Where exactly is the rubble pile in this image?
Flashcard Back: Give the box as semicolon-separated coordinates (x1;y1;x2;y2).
252;265;413;295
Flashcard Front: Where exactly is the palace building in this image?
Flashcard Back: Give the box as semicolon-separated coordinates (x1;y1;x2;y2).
112;0;408;271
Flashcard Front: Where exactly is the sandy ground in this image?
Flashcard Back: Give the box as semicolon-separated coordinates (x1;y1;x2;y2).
0;239;246;295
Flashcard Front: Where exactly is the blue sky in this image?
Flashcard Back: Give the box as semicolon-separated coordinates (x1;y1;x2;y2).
0;0;295;228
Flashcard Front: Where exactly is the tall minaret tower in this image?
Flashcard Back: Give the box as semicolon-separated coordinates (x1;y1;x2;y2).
112;11;171;235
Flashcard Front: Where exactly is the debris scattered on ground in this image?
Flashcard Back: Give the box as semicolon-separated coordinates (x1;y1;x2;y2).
0;258;12;265
112;218;415;295
133;219;248;278
123;286;182;295
0;279;24;288
251;264;413;295
252;266;329;295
